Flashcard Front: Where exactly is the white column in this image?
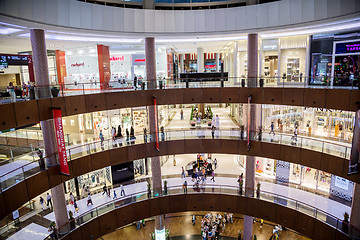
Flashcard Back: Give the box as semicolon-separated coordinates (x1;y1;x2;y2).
197;47;204;73
277;38;282;84
179;54;184;73
216;53;220;72
304;36;311;86
233;42;238;78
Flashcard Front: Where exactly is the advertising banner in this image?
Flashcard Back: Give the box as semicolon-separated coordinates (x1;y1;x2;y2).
53;108;70;176
153;97;160;152
349;109;360;175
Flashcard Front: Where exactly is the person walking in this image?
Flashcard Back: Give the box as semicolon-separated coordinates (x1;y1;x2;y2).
211;125;215;139
130;126;135;144
181;167;186;178
37;148;45;171
107;187;111;197
111;127;116;146
69;192;74;205
292;126;298;142
46;193;52;209
39;196;45;210
270;122;275;135
133;75;138;89
183;181;188;193
211;171;215;182
214;158;217;169
180;109;184;120
143;127;147;143
126;128;130;145
160;126;165;141
102;185;107;195
120;183;126;196
87;193;93;206
192;215;196;226
113;190;117;199
99;130;104;148
74;200;79;213
7;82;16;103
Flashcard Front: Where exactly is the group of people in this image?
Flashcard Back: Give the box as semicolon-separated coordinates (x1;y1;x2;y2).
39;193;53;210
6;81;35;102
101;124;137;148
199;213;233;240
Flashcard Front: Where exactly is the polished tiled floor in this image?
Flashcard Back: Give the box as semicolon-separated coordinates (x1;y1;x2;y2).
7;223;48;240
101;212;309;240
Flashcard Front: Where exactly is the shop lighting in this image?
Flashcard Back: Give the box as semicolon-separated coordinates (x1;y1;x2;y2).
78;50;84;54
67;51;73;55
0;27;23;35
156;36;247;43
0;21;27;29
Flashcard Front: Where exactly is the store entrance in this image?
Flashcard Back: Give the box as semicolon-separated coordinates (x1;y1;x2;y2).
264;56;278;78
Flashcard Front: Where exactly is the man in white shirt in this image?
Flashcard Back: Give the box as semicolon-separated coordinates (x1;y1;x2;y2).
46;193;52;209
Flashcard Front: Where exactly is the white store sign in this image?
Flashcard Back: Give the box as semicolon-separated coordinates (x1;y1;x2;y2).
335;176;349;190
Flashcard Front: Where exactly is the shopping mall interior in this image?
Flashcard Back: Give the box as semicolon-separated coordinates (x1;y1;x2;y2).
0;0;360;240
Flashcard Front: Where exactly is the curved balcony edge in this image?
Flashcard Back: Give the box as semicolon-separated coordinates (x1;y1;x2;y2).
1;87;358;131
1;138;358;221
60;193;351;240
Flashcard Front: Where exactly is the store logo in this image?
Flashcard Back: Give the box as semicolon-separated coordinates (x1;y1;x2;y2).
71;62;84;67
346;44;360;51
135;58;145;62
110;56;124;61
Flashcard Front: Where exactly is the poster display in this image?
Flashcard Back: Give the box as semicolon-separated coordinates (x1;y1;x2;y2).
53;108;70;176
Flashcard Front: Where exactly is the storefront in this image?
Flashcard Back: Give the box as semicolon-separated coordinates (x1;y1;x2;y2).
310;31;360;86
261;39;279;84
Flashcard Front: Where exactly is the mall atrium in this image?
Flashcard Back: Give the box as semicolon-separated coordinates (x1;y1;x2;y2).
0;0;359;239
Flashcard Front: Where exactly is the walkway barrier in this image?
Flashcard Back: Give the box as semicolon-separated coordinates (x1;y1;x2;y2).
0;129;352;194
44;185;360;240
1;76;358;104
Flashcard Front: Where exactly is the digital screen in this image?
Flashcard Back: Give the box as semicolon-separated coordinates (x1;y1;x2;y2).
0;54;29;66
336;41;360;54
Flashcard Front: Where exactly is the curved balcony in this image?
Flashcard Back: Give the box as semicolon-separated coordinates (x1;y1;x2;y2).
0;129;356;221
45;185;357;240
0;81;358;131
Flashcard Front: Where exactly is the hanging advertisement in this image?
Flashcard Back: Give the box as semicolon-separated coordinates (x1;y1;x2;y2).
349;109;360;175
334;176;349;190
53;108;70;176
154;97;160;151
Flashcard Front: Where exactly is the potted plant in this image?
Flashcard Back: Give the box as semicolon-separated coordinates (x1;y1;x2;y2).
239;179;243;196
342;212;349;233
163;180;168;195
69;210;75;229
147;183;152;198
256;183;261;198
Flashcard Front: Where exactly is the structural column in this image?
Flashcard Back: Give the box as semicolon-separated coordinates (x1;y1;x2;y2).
179;54;184;74
233;42;238;80
30;29;69;233
215;53;220;72
197;47;204;73
243;33;259;240
145;37;165;236
351;183;360;232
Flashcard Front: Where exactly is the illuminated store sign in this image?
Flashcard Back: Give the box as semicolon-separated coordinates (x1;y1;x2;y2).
135;58;145;62
110;56;124;61
335;41;360;54
262;39;278;51
71;62;84;67
155;228;165;240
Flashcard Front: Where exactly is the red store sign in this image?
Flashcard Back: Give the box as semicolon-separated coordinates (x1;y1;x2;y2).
71;62;84;67
135;58;145;62
110;56;124;61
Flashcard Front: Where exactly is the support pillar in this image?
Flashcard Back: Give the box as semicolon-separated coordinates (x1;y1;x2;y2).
233;42;238;80
243;33;259;240
197;47;204;73
350;183;360;232
30;29;69;233
145;37;165;236
216;53;220;72
179;54;184;73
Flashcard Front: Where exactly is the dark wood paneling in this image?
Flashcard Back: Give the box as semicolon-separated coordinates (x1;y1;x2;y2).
84;93;106;113
283;88;304;107
304;89;326;108
98;211;118;237
115;203;134;226
3;181;29;214
202;88;220;103
320;154;344;177
300;148;322;170
219;194;237;213
294;211;315;238
221;139;240;155
104;92;125;110
168;195;187;213
186;194;204;211
47;165;62;188
14;100;39;126
184;139;203;154
90;151;110;172
165;140;185;156
37;98;52;121
259;142;280;160
313;220;336;240
69;227;82;240
220;87;240;103
236;196;248;214
279;145;300;164
0;103;16;131
61;161;74;183
80;218;100;240
158;196;170;215
203;139;221;153
127;144;148;161
149;197;162;217
275;205;295;230
25;170;50;200
183;88;203;104
64;95;86;116
0;193;6;220
262;88;283;105
335;230;353;240
133;199;151;220
109;147;128;166
238;88;251;103
249;88;262;104
203;193;220;211
326;89;351;110
350;90;360;111
257;200;276;223
246;198;259;216
161;89;184;105
71;155;92;178
247;141;262;157
51;97;66;116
